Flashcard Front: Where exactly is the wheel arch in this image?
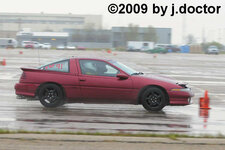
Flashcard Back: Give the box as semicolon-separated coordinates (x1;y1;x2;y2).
137;85;169;105
35;82;66;99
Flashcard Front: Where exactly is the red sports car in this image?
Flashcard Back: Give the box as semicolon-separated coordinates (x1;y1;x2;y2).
15;58;194;111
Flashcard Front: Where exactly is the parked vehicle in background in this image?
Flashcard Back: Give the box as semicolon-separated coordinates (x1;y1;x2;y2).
66;45;76;50
22;41;30;48
206;45;219;54
15;58;193;111
147;47;168;54
77;46;86;50
22;41;34;49
41;43;51;49
165;45;180;52
0;38;17;48
33;41;40;49
39;43;44;48
56;45;65;50
127;41;154;51
155;44;181;52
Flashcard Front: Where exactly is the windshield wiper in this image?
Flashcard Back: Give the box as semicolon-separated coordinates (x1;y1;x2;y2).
131;72;144;75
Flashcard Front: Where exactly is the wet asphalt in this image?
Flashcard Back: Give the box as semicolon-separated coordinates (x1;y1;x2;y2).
0;48;225;135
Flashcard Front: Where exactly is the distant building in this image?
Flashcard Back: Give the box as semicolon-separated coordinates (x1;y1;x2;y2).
65;27;172;48
17;31;69;47
65;29;112;48
112;27;171;47
16;27;172;48
65;29;111;43
0;12;102;38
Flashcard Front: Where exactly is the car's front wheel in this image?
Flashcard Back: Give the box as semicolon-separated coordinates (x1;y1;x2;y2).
141;87;167;111
39;84;64;108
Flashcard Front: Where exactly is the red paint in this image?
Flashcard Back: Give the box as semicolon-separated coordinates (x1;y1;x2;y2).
15;58;194;105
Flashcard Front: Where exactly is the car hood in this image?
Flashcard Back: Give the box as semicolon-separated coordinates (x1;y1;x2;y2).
142;74;177;84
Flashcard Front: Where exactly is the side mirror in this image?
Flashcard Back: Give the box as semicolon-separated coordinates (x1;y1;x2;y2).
116;73;129;79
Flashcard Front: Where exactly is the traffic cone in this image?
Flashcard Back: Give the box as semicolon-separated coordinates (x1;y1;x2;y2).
2;59;6;66
199;90;210;109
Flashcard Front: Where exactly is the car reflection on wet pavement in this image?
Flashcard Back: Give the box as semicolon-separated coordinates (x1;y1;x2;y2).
0;99;225;135
0;48;225;136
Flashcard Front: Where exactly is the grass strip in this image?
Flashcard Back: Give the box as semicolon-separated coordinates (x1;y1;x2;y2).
0;129;224;140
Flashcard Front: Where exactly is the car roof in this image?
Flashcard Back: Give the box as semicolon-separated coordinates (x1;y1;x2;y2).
71;57;110;62
41;58;112;66
39;58;112;69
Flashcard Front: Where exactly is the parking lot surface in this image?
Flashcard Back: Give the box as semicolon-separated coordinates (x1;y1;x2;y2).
0;48;225;135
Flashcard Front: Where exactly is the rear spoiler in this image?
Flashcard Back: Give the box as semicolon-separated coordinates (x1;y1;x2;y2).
21;67;41;72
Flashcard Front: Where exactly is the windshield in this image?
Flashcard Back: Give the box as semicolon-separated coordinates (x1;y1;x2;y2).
209;46;217;48
109;60;137;75
23;41;32;44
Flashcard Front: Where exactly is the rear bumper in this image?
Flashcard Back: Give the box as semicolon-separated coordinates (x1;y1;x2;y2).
15;83;39;97
168;89;194;105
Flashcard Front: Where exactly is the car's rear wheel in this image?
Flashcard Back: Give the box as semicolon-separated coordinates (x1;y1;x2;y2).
141;87;167;111
39;84;64;108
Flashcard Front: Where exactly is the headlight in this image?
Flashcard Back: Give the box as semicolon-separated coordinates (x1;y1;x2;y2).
171;88;191;92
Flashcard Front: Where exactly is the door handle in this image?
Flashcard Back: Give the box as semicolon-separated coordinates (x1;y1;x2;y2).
79;79;86;81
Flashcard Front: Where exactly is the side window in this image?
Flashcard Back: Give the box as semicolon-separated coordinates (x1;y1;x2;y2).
40;60;69;72
79;60;119;77
105;64;119;75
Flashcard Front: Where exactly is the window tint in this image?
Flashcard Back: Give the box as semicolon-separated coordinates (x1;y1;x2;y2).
109;60;136;75
40;60;69;72
79;60;119;77
143;43;148;46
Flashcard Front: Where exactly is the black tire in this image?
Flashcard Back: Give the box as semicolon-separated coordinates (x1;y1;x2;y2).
141;87;167;111
39;84;64;108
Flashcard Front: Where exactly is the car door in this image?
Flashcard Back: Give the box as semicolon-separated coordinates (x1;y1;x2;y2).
77;59;134;103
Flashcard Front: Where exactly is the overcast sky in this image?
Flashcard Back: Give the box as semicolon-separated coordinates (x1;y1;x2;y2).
1;0;225;44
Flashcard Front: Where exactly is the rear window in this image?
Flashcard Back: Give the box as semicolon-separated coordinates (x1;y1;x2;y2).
39;59;69;72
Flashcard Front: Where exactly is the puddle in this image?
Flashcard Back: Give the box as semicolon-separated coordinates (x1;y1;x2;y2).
0;103;224;136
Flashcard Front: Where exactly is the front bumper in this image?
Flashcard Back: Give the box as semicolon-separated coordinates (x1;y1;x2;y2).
168;88;194;105
209;51;218;54
15;83;39;97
